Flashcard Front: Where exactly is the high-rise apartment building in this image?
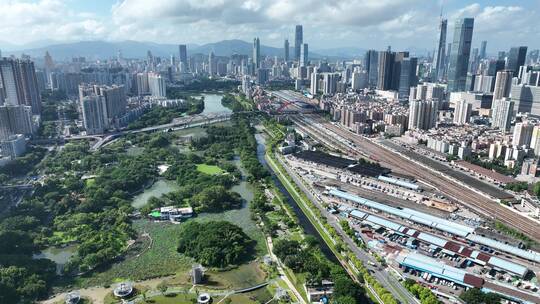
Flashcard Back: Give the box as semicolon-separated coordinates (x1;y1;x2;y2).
0;105;33;140
322;73;338;95
453;99;472;125
310;72;319;95
81;95;106;135
148;73;166;97
447;18;474;92
0;58;41;114
408;99;439;130
513;121;534;147
491;98;514;131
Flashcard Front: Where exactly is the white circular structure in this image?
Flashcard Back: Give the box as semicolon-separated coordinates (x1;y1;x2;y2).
113;282;133;298
65;291;80;304
197;293;212;304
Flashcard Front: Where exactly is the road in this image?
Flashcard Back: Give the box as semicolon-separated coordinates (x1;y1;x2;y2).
271;152;419;304
292;114;540;243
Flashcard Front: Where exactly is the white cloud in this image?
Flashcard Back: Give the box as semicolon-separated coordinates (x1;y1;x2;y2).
0;0;538;51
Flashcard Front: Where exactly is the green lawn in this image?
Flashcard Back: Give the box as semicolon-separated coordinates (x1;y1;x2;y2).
196;163;225;175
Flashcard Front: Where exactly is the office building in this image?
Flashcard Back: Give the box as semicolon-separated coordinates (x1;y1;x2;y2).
433;18;447;81
364;50;379;87
486;59;505;76
0;134;26;159
81;95;106;135
491;98;514;131
492;70;513;101
284;39;289;62
300;43;308;67
148;73;166;97
178;44;188;72
511;84;540;115
0;58;41;114
447;18;474;92
479;40;487;60
408;99;439;130
253;37;261;69
208;52;216;76
513;122;534;147
506;46;527;76
0;105;33;140
453;99;472;125
351;71;368;91
377;50;395;90
256;68;270;85
294;25;303;62
398;57;418;98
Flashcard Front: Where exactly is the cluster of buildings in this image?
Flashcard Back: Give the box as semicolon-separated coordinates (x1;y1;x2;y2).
0;57;42;161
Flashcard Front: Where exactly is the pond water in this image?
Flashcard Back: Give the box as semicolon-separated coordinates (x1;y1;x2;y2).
197;93;231;115
33;245;78;275
131;179;180;209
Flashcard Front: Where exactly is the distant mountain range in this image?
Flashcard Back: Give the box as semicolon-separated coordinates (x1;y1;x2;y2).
2;39;374;61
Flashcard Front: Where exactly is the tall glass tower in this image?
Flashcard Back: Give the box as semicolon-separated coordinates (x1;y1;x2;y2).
447;18;474;92
433;18;447;82
294;25;303;62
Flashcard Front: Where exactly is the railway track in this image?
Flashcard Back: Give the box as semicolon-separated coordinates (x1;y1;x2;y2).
292;115;540;242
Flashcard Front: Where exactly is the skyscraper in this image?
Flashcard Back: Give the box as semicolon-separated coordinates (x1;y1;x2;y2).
513;122;534;147
453;99;472;125
0;105;33;140
433;18;447;82
491;98;514;131
310;72;319;95
0;58;41;114
148;73;166;97
253;37;261;69
300;43;308;67
81;95;106;135
408;99;439;130
447;18;474;92
377;50;395;90
294;25;303;62
398;57;418;98
479;40;487;60
492;70;513;101
178;45;188;72
364;50;379;87
208;52;216;76
284;39;289;62
506;46;527;76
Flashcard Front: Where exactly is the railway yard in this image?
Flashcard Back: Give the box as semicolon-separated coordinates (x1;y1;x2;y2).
278;113;540;303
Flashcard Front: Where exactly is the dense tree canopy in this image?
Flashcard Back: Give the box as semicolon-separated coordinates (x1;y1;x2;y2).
177;221;254;267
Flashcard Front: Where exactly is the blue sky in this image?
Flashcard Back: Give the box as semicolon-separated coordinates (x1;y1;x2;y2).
0;0;538;52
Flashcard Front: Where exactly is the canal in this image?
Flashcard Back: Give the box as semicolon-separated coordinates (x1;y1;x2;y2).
254;132;338;263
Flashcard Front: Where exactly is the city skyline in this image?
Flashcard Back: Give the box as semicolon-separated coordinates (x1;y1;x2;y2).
0;1;539;52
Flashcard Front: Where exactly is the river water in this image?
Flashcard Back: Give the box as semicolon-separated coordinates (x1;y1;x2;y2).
197;93;232;115
254;133;337;262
